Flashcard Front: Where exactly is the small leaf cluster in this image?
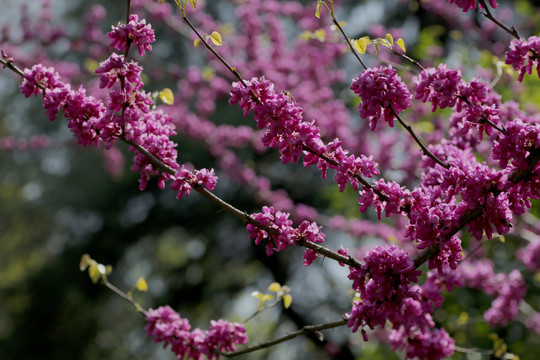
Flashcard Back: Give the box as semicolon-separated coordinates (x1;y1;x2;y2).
170;0;197;17
194;31;222;48
251;282;293;311
80;254;113;284
352;33;406;56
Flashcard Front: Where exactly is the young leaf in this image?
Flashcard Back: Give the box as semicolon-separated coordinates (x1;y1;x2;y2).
353;38;367;54
210;31;222;46
315;1;323;19
136;277;148;292
385;33;393;46
189;0;197;9
88;264;101;283
396;38;406;52
283;294;293;309
268;282;281;292
374;42;380;56
194;38;200;48
80;254;91;271
159;88;174;105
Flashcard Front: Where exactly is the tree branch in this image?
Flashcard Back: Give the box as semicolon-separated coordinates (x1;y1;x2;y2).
222;318;348;357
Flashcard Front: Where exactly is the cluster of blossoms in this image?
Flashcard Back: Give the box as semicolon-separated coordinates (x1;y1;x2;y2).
145;306;248;360
414;64;501;141
505;36;540;82
448;0;498;13
107;14;155;56
245;206;325;260
458;260;527;326
350;65;412;131
517;241;540;271
346;245;455;360
229;77;380;192
170;165;217;199
16;14;217;192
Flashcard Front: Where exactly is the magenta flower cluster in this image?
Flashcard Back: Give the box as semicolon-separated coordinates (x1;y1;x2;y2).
505;36;540;82
517;241;540;272
246;206;325;258
17;15;216;192
170;165;217;199
459;260;527;326
108;14;156;56
346;245;455;359
145;306;248;360
350;66;412;130
230;76;326;164
448;0;498;13
229;77;380;193
414;64;501;140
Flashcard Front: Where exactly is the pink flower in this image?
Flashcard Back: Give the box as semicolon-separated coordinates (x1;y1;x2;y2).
95;53;143;90
505;36;540;82
196;168;218;191
107;14;155;56
350;66;412;130
448;0;498;13
20;64;62;97
145;306;248;360
414;64;462;111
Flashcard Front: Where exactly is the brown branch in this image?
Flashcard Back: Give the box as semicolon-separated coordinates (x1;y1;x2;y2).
222;318;348;357
478;0;520;39
390;105;450;170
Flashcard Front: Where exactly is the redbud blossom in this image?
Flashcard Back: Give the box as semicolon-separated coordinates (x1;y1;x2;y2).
350;66;412;131
107;14;155;56
145;306;248;360
448;0;498;13
505;36;540;82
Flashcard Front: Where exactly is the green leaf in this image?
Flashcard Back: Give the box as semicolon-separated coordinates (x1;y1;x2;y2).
159;88;174;105
88;264;101;283
188;0;197;9
396;38;406;52
210;31;222;46
194;38;200;48
283;294;292;309
385;33;393;46
374;43;380;56
353;38;367;54
268;282;281;292
159;0;167;4
315;1;323;19
136;277;148;292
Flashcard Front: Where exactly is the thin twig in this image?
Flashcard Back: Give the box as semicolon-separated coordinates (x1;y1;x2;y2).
331;18;368;70
181;16;246;86
103;278;147;316
222;318;348;357
390;105;450;169
478;0;520;39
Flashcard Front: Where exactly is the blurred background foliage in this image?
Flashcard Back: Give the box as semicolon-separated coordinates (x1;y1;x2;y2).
1;0;540;359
